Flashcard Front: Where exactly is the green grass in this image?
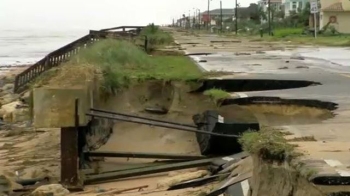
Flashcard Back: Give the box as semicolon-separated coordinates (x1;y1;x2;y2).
203;89;231;103
140;24;174;47
239;127;300;163
273;28;304;38
250;35;350;46
70;39;203;94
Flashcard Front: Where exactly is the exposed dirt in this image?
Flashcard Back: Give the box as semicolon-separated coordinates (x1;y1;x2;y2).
240;104;335;126
95;81;217;164
250;156;325;196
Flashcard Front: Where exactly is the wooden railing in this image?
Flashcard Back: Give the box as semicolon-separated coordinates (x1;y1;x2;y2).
13;26;145;93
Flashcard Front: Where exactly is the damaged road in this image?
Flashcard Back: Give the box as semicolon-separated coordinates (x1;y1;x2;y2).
170;28;350;195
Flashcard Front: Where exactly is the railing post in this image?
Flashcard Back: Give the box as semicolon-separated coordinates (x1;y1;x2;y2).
144;35;148;53
60;99;83;190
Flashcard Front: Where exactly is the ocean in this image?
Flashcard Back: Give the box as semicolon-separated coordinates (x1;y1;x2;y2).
0;28;88;66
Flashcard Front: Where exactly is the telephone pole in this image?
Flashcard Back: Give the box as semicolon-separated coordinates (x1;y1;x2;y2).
220;0;223;33
235;0;238;35
268;0;271;35
207;0;210;30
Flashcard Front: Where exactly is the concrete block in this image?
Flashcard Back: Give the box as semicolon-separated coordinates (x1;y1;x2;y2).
33;87;92;128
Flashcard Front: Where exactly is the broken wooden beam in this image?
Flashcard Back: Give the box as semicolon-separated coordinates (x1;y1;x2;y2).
85;151;205;160
84;158;215;184
96;185;148;196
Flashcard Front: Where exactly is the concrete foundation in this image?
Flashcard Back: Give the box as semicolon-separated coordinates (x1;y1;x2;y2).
33;87;92;128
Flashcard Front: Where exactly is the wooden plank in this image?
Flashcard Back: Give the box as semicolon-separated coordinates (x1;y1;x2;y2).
85;151;205;160
84;158;215;184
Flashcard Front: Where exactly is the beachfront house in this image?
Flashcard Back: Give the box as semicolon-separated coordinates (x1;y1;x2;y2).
319;0;350;33
282;0;309;17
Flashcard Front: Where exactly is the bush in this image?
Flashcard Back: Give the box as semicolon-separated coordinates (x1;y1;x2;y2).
203;89;230;103
274;28;303;38
140;24;174;47
239;127;299;163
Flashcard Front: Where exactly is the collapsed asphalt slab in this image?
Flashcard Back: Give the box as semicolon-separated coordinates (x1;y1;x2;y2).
170;29;350;192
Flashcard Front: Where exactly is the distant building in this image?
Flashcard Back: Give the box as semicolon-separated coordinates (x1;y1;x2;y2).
282;0;309;17
258;0;283;13
233;3;259;20
201;9;235;25
258;0;283;23
319;0;350;33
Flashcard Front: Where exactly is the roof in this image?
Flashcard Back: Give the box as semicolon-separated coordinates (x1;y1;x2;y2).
201;9;234;16
259;0;282;3
322;2;344;11
199;3;259;19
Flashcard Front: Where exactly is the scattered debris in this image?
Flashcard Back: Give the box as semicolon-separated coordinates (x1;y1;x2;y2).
96;185;148;196
291;56;305;60
31;184;69;196
144;106;168;115
288;136;317;142
296;65;309;69
185;52;212;56
243;63;261;67
157;170;208;188
235;52;251;56
210;40;241;43
279;66;289;69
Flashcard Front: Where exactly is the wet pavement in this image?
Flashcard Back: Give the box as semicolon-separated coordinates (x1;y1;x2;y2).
172;30;350;182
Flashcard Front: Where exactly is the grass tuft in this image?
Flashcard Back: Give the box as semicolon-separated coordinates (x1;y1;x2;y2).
203;89;231;103
239;127;300;163
140;24;174;48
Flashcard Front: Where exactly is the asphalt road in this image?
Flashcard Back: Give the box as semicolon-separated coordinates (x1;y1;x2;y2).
172;30;350;181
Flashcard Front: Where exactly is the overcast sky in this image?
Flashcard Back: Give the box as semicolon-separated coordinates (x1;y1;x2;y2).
0;0;257;30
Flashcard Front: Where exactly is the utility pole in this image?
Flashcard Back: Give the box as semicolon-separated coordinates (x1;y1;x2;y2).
235;0;238;35
220;0;223;33
198;9;201;30
189;10;191;29
268;0;271;35
207;0;210;30
193;9;196;29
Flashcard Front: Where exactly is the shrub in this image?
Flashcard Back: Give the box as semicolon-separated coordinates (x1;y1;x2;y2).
140;24;174;47
274;28;303;38
239;127;299;163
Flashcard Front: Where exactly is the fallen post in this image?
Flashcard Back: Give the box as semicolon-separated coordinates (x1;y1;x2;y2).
86;112;239;138
85;151;206;160
96;185;148;196
82;161;188;175
84;158;215;184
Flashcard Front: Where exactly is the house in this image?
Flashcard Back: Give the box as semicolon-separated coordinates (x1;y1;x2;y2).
258;0;283;13
201;9;234;26
282;0;309;17
258;0;283;23
319;0;350;33
233;3;259;20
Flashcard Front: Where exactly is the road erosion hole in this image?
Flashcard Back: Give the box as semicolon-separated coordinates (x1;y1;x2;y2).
220;97;337;126
191;79;321;93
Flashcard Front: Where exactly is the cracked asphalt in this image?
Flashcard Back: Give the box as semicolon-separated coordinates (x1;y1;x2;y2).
171;29;350;179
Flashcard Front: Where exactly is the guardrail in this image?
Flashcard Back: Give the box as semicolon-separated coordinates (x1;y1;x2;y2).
13;26;145;93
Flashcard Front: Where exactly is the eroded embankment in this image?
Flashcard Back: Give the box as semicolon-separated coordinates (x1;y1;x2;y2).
248;156;350;196
29;34;344;194
249;156;324;196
